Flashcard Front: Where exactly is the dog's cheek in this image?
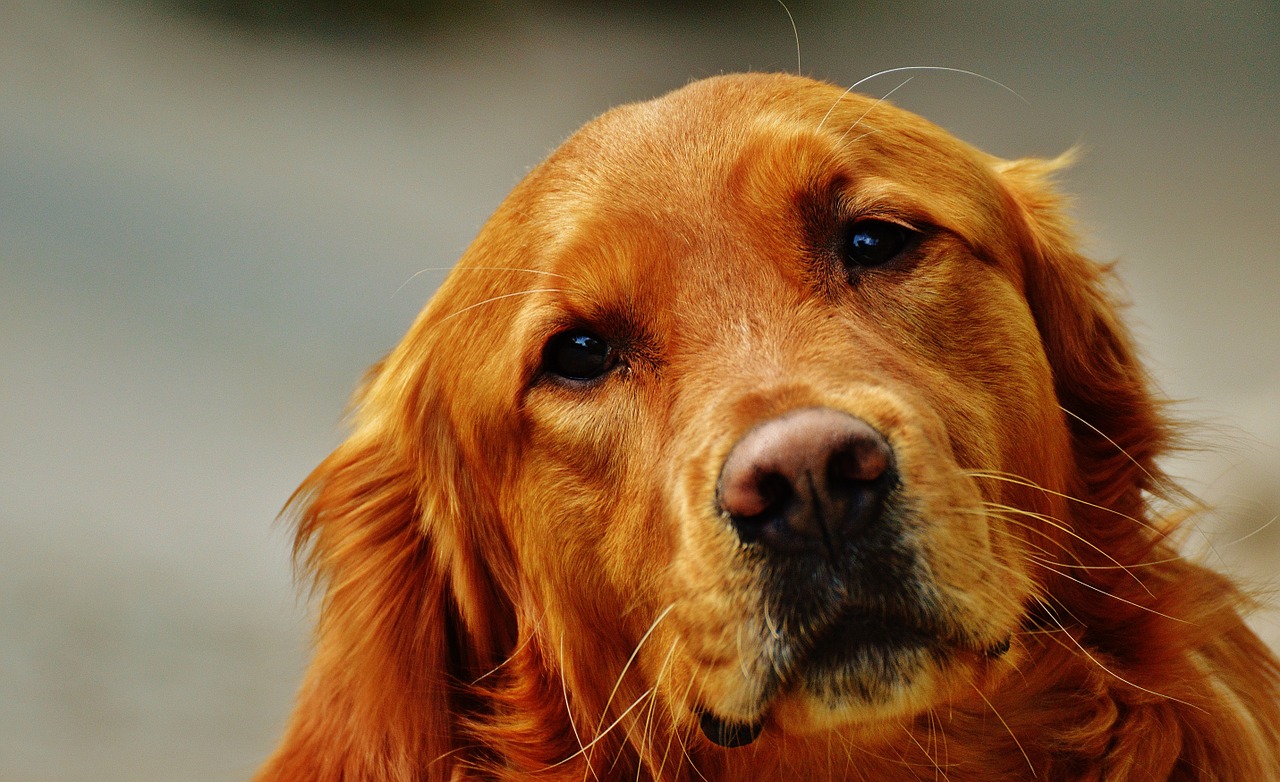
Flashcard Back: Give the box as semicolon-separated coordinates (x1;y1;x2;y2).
509;386;674;606
869;268;1067;634
878;253;1071;494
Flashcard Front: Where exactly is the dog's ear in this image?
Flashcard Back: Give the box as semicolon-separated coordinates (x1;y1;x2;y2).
994;154;1173;515
256;358;513;781
996;156;1280;778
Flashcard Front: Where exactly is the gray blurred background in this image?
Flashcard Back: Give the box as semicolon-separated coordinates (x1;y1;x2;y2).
1;1;1277;779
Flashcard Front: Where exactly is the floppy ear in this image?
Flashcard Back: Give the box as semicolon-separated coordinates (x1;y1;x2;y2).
255;359;513;782
997;156;1280;779
995;154;1173;518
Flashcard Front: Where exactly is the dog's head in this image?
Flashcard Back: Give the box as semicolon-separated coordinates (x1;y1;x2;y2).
279;73;1172;776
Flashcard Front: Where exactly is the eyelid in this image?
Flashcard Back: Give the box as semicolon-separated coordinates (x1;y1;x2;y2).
848;211;925;234
873;216;919;232
834;185;931;233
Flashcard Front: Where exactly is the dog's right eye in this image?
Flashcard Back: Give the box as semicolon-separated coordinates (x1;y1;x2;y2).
543;329;616;382
841;218;915;269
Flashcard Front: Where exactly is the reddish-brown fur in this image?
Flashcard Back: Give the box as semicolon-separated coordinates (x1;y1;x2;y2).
257;73;1280;781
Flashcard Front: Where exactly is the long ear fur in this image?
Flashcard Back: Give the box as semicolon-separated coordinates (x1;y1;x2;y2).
996;155;1280;778
255;361;511;782
996;153;1173;517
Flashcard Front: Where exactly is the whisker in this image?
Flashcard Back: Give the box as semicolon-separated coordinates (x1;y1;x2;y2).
1058;406;1165;491
776;0;801;76
817;65;1029;132
974;501;1152;594
936;707;952;773
638;638;681;780
559;632;586;756
1223;510;1279;547
438;288;564;323
843;730;942;771
1027;553;1187;571
845;129;885;147
970;684;1036;778
469;627;537;685
1032;561;1191;624
902;720;952;781
671;663;711;782
1040;606;1209;713
967;469;1164;535
972;511;1059;560
833;78;913;143
543;688;656;771
456;265;570;279
928;708;953;781
392;265;569;299
592;603;677;738
392;267;445;299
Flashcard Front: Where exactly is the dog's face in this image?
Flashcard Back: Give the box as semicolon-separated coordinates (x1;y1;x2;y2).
263;72;1280;782
373;73;1087;746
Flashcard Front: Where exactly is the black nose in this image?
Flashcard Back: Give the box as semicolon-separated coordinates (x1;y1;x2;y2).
717;408;895;556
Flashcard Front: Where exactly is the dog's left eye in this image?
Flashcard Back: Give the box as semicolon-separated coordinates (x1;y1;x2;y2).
843;219;914;268
543;329;616;382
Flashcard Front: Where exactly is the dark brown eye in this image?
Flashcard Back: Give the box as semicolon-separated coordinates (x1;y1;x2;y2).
843;219;913;268
543;329;615;382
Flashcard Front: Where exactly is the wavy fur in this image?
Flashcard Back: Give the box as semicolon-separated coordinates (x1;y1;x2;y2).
257;73;1280;781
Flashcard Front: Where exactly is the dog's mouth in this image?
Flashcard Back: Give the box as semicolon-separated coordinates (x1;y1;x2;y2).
812;608;941;656
696;600;1010;748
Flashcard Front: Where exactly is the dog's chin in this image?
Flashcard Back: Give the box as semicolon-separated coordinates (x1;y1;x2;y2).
697;617;1011;745
770;645;948;736
767;627;949;734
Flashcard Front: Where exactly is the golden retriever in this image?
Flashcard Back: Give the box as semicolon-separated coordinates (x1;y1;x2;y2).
256;73;1280;781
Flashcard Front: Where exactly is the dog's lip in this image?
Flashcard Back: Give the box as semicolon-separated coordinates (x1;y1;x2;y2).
807;606;945;656
692;614;942;748
693;613;1011;749
695;708;765;748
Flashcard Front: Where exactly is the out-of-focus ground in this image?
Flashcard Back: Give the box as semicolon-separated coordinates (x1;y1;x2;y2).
1;1;1276;779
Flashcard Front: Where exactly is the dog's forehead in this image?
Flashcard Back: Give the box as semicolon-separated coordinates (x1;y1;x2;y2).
519;74;1009;301
550;73;989;190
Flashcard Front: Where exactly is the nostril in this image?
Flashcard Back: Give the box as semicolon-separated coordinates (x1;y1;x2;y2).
751;471;796;519
721;470;794;543
720;467;783;520
829;437;891;485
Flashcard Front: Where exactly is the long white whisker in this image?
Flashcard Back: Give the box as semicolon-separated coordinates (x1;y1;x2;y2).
835;77;911;137
1223;511;1279;547
560;632;585;754
902;720;952;780
638;637;682;780
392;265;568;299
469;629;536;685
438;288;563;323
975;500;1153;594
594;603;677;736
1026;553;1187;571
1035;563;1192;624
817;65;1028;132
542;688;656;771
1058;406;1164;490
776;0;801;76
968;470;1164;534
970;684;1036;778
1039;603;1207;713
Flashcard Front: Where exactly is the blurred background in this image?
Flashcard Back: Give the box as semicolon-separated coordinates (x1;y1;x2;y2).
1;0;1276;779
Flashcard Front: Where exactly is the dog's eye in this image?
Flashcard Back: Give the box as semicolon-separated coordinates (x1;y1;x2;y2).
543;329;616;382
843;219;913;268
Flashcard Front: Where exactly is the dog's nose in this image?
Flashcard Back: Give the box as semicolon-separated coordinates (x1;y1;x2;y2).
717;408;894;555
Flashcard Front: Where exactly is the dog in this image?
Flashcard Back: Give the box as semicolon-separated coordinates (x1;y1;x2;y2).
256;73;1280;781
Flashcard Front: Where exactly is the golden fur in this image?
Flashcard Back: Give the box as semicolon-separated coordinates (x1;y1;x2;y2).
257;73;1280;781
